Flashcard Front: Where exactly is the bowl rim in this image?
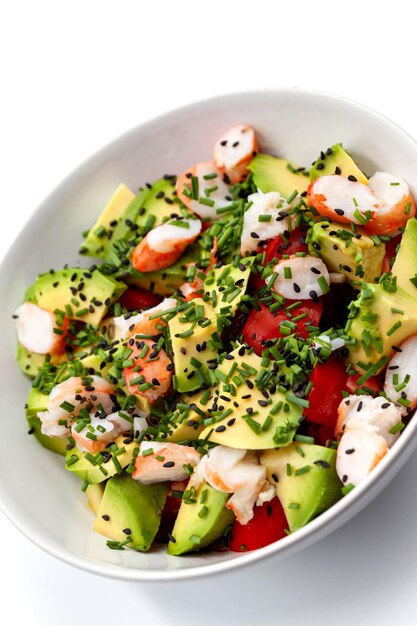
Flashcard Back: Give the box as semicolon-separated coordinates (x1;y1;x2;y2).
2;86;417;582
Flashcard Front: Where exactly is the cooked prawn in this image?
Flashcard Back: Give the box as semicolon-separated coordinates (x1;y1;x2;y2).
335;394;402;448
191;445;275;525
123;338;172;403
37;375;116;438
336;417;388;487
366;171;416;235
131;218;201;273
133;441;201;483
240;190;295;255
308;175;379;224
71;411;132;454
213;124;258;184
175;161;231;220
384;335;417;411
114;297;177;339
14;302;69;355
270;255;330;300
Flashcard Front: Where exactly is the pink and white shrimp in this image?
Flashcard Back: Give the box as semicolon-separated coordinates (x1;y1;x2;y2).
308;175;379;224
71;411;133;454
37;375;116;438
240;190;295;255
176;161;232;220
14;302;69;355
384;335;417;411
114;297;177;339
131;218;201;273
213;124;258;184
191;445;275;525
336;417;388;487
366;172;416;235
335;394;402;447
269;255;330;300
132;441;201;483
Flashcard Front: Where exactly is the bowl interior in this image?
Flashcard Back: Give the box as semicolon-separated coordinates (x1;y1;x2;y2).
2;89;417;581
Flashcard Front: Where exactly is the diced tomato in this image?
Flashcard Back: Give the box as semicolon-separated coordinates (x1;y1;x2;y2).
229;498;288;552
241;300;322;356
305;355;347;428
307;423;335;447
118;286;161;312
249;227;308;291
382;235;401;274
345;373;381;396
263;227;308;265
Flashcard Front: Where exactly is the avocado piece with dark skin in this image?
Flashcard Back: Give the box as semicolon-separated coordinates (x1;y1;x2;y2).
310;143;368;184
261;443;342;532
94;473;168;551
248;154;310;197
167;480;234;555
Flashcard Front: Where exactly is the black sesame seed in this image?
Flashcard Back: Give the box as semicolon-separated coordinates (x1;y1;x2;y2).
123;528;131;535
220;140;227;146
316;163;324;171
163;461;175;468
293;283;301;293
348;175;357;182
232;141;240;147
215;425;226;432
271;473;279;483
311;267;321;275
334;208;345;216
102;514;110;521
342;474;348;483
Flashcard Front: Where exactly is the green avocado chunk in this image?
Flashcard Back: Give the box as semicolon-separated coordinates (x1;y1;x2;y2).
81;184;136;258
261;443;341;532
347;282;417;373
105;177;184;263
309;222;385;285
199;346;302;449
26;387;69;456
167;480;234;555
94;473;167;551
310;143;368;184
17;344;49;378
202;259;252;316
391;217;417;297
169;301;220;394
248;154;310;197
26;267;126;326
65;435;138;484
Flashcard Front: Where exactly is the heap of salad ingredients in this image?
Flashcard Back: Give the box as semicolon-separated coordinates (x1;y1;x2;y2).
14;124;417;555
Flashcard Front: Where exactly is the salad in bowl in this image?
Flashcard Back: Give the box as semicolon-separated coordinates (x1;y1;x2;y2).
13;122;417;557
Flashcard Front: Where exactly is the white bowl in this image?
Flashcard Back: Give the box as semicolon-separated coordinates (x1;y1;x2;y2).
2;89;417;582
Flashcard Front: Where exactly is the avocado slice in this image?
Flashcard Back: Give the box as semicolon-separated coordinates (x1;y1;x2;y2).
26;267;126;326
26;387;69;456
167;480;234;555
347;282;417;373
85;483;105;516
308;222;385;285
169;301;219;394
310;143;368;184
202;259;252;316
81;184;136;258
106;177;184;263
94;473;167;551
391;217;417;298
199;347;302;449
65;435;138;484
163;388;215;443
17;344;49;378
248;154;310;197
261;443;341;532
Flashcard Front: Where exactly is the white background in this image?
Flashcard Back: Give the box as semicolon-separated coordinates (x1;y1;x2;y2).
2;1;417;624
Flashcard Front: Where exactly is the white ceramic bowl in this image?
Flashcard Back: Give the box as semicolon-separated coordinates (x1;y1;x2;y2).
2;89;417;582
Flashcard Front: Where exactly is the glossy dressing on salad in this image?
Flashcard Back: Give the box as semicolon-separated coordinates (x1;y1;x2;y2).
14;125;417;555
